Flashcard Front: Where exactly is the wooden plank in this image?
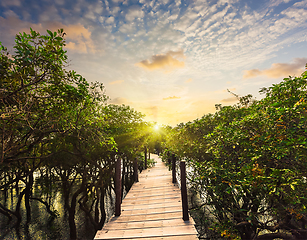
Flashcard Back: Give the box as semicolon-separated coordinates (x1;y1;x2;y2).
128;236;198;240
104;218;194;230
123;196;181;203
104;212;184;223
125;192;180;200
94;154;198;240
95;225;198;239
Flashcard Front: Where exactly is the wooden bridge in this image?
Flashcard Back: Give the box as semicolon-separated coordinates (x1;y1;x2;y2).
94;154;198;240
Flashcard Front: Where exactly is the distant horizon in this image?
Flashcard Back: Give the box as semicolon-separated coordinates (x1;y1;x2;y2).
1;0;307;126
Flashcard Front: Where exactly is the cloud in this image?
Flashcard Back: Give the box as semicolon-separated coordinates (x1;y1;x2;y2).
0;16;95;54
109;80;124;85
243;69;262;79
294;0;307;7
163;96;181;100
140;106;159;122
221;97;239;103
136;50;185;71
43;23;96;53
136;97;217;126
54;23;95;53
47;23;93;50
3;10;19;18
142;106;158;113
38;5;62;22
125;5;144;22
2;0;307;126
55;0;65;5
1;0;20;7
105;16;115;24
112;0;126;3
243;58;307;79
110;97;129;104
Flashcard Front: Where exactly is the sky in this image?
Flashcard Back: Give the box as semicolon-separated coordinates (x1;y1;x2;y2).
1;0;307;126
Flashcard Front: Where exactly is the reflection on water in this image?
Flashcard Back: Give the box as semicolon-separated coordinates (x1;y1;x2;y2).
0;184;116;240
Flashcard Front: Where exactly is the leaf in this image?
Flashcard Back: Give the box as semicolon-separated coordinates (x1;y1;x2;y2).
273;102;281;107
47;30;53;38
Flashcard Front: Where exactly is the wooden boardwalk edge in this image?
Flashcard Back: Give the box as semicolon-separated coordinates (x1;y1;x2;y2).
94;154;198;240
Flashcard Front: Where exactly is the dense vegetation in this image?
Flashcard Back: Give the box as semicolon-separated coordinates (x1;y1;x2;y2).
163;70;307;239
1;28;307;240
0;29;158;240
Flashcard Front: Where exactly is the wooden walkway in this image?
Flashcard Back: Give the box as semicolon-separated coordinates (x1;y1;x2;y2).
94;154;198;240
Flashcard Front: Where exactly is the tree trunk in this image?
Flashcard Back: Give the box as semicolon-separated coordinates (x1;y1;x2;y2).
68;207;77;240
98;187;106;230
25;172;34;223
0;203;13;223
68;185;84;240
3;174;8;203
15;187;26;227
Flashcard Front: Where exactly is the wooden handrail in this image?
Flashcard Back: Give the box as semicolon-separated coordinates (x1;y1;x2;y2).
180;161;189;221
115;158;121;216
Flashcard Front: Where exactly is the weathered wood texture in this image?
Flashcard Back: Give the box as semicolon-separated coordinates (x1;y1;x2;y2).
94;154;198;240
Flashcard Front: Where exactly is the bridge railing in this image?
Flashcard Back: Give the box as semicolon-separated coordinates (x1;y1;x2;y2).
114;154;190;221
170;154;189;221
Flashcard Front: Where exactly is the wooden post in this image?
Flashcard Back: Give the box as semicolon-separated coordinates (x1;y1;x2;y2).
121;158;125;202
180;161;189;221
134;158;139;182
172;154;176;184
144;146;147;169
115;158;121;216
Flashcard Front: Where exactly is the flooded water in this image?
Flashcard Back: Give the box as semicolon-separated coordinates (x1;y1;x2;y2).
0;186;116;240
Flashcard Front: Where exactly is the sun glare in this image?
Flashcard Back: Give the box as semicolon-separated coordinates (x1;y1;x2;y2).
154;124;159;131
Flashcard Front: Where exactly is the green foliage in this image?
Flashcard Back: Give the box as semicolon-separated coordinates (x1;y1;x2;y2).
146;158;157;168
0;28;148;239
164;69;307;239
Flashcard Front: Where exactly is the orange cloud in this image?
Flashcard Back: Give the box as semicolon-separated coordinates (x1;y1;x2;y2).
223;88;236;93
243;58;307;79
221;97;238;103
163;96;181;100
136;50;185;71
43;22;95;53
185;78;193;83
0;16;95;53
109;80;124;85
243;69;261;78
